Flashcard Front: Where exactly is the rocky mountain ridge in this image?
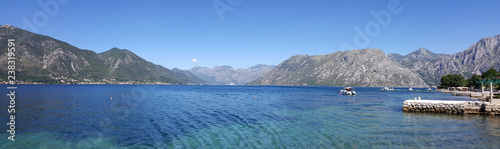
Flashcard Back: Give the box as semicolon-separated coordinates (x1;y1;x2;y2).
388;48;452;85
410;35;500;85
249;49;429;87
251;34;500;87
388;48;451;65
189;64;275;85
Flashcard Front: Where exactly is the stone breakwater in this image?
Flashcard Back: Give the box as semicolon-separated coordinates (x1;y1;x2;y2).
403;100;500;115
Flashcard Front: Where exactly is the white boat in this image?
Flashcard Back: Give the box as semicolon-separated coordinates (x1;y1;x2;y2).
423;88;432;91
408;87;413;91
380;87;394;91
340;87;356;95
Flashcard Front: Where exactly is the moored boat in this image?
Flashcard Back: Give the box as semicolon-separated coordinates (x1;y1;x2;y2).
380;87;394;91
340;87;356;95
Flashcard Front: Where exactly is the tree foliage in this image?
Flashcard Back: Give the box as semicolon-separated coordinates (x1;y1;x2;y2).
441;68;500;89
480;68;500;90
467;74;482;88
482;68;500;79
440;74;466;88
460;68;500;89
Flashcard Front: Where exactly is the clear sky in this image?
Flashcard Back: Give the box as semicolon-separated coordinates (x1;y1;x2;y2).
1;0;500;70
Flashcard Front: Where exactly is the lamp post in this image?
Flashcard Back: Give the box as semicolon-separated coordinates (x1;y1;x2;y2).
491;82;494;104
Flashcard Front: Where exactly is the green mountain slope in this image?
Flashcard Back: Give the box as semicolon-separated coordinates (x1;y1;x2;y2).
0;24;204;84
99;48;181;83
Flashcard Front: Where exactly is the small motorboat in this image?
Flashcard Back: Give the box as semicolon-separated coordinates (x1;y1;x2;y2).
379;87;394;91
423;88;432;91
340;87;356;95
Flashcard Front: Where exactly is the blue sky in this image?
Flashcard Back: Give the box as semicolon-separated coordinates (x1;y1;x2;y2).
1;0;500;70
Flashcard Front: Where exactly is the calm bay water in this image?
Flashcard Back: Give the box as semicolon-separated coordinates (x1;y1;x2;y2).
1;85;499;148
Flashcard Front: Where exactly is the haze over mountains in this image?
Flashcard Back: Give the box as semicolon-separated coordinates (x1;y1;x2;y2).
189;64;275;85
1;24;499;87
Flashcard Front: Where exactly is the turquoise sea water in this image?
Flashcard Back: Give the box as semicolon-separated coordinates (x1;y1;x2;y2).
0;85;499;148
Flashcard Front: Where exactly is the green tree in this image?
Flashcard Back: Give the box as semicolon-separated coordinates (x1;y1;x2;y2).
440;74;466;88
466;74;482;89
440;75;450;88
479;68;500;90
482;68;499;79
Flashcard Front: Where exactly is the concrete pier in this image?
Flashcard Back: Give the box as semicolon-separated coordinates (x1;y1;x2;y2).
403;100;500;115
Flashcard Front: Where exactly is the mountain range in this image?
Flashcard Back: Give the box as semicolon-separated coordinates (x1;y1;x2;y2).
249;49;429;87
0;24;205;84
388;35;500;86
251;35;500;87
189;64;275;85
1;24;498;87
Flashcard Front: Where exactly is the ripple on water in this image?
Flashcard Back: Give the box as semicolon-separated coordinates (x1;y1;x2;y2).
3;85;500;148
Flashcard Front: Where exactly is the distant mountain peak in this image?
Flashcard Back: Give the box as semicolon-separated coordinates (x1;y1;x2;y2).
414;47;429;53
249;64;276;69
402;48;452;62
1;24;14;28
101;48;136;57
189;64;276;85
109;47;122;51
0;24;19;35
409;48;433;56
215;65;233;69
105;47;132;53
